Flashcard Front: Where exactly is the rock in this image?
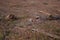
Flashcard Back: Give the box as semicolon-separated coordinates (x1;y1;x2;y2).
28;18;33;22
5;14;17;20
27;18;33;26
35;16;40;19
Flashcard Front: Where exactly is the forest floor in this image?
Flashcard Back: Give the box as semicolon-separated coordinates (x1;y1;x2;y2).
0;0;60;40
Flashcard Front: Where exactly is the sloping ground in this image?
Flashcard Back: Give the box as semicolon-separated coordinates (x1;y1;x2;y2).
0;0;60;40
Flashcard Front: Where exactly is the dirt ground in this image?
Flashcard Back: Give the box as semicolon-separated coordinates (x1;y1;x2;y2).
0;0;60;40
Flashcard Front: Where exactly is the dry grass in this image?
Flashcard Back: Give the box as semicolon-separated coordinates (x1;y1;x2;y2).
0;0;60;40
